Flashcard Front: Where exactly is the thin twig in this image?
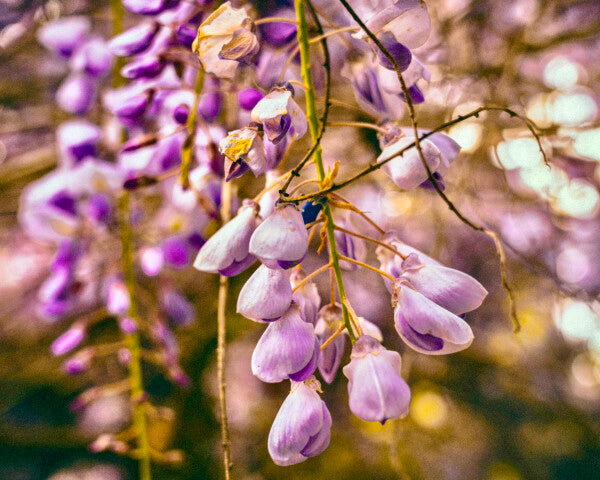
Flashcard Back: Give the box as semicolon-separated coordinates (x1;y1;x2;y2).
338;0;522;331
217;179;233;479
334;225;406;259
292;262;333;292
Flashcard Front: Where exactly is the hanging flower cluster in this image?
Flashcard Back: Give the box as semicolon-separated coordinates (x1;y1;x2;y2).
25;0;568;474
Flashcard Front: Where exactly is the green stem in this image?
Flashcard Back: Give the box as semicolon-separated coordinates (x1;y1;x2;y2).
294;0;356;342
111;1;152;478
118;193;152;480
180;69;205;189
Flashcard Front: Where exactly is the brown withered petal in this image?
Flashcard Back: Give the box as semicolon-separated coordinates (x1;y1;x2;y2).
219;27;260;64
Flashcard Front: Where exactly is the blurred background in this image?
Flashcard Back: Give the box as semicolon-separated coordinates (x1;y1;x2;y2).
1;0;600;479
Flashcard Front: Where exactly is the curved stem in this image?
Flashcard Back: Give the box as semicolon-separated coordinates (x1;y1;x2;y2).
295;0;356;341
326;121;389;133
338;255;396;282
334;225;406;259
292;262;332;292
254;16;298;26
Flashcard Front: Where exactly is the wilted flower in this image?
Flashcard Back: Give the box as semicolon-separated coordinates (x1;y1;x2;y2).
343;335;410;424
251;303;316;383
251;85;308;143
219;127;267;180
249;204;308;269
268;377;331;465
192;2;256;78
237;264;293;321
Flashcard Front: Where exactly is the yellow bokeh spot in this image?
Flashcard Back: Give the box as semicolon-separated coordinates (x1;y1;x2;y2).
410;391;448;429
487;462;521;480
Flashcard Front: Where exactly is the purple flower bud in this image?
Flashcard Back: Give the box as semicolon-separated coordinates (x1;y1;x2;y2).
238;88;263;111
259;11;297;47
399;253;488;315
315;305;345;384
252;303;316;383
198;92;222;122
109;22;158;57
375;31;412;71
109;92;149;122
121;56;164;79
53;240;81;271
268;378;331;465
37;16;90;58
56;74;96;115
394;284;474;354
118;347;132;365
249;204;308;269
237;264;293;322
343;335;411;424
173;104;189;124
194;201;259;276
51;325;86;356
70;37;113;78
63;347;94;375
168;365;191;387
119;316;138;334
85;193;111;224
57;120;101;165
123;0;169;15
105;278;130;315
160;288;195;326
140;247;164;276
161;236;191;268
175;25;196;48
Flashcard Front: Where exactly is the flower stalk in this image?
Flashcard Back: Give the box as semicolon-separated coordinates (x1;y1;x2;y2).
294;0;356;341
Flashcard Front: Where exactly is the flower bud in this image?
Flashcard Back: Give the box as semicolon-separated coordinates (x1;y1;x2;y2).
238;88;263;111
109;22;158;57
268;378;331;465
37;16;90;58
57;120;101;165
315;305;345;384
394;284;474;354
123;0;169;15
194;201;258;276
249;204;308;269
56;74;96;115
237;264;293;322
343;335;411;424
51;324;86;356
70;37;113;78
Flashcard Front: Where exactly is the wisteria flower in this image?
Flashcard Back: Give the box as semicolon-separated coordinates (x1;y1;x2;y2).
250;85;308;143
219;127;267;180
251;303;316;383
394;284;474;354
237;264;293;321
343;335;411;424
193;200;259;276
249;204;308;269
192;1;256;78
268;377;331;466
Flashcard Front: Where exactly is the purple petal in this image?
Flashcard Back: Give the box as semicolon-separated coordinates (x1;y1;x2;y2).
56;74;96;115
109;22;158;57
251;305;315;383
237;264;293;322
394;286;474;354
249;205;308;269
37;16;90;58
289;338;319;382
